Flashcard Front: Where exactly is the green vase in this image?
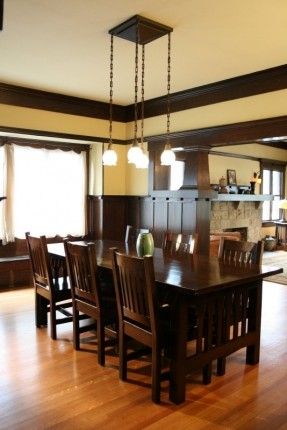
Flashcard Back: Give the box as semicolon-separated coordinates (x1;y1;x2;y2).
136;232;154;257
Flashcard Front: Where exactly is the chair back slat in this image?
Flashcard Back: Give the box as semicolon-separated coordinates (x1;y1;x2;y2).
64;241;100;306
125;225;150;244
163;232;198;256
26;233;53;289
112;249;157;331
218;238;264;265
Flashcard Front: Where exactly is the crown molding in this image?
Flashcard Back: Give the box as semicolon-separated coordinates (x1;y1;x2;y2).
0;82;127;122
126;64;287;120
0;65;286;123
146;115;287;150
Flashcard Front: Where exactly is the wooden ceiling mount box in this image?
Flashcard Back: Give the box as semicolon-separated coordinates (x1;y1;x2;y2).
109;15;173;45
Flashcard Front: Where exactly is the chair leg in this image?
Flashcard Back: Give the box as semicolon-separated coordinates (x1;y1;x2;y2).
49;301;57;340
35;293;47;327
151;345;161;403
73;308;80;350
217;357;226;376
203;363;212;385
97;319;105;366
119;330;127;381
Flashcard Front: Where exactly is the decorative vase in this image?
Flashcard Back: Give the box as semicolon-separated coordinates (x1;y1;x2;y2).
136;232;154;257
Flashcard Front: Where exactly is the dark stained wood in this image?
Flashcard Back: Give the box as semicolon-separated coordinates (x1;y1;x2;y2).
102;196;128;241
111;249;170;403
64;241;117;365
109;15;172;45
0;82;126;121
0;136;89;153
1;65;286;125
162;232;198;255
147;115;287;149
126;64;287;120
26;233;73;340
48;240;283;404
87;195;103;239
1;283;286;427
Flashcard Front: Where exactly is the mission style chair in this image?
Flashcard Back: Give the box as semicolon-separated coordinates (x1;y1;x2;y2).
162;232;198;256
215;237;264;376
64;241;117;365
25;233;73;340
111;248;170;403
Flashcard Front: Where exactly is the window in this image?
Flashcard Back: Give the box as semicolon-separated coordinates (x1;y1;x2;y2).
261;162;285;222
0;141;88;243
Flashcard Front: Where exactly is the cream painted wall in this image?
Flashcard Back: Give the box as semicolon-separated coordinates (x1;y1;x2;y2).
103;144;127;195
89;143;103;195
0;103;126;140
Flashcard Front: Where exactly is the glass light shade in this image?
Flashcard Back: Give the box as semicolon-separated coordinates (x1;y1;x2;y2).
102;148;117;166
160;147;176;166
127;145;143;164
135;152;149;169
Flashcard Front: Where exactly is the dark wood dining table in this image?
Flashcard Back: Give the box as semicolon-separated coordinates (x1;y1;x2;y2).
48;239;283;404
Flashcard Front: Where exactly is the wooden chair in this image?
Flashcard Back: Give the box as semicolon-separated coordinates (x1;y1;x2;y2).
218;238;264;265
216;237;264;375
111;248;170;403
64;241;117;365
162;232;198;256
125;225;150;244
25;233;73;340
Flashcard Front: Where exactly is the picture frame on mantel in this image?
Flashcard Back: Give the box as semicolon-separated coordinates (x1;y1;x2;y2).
227;169;237;185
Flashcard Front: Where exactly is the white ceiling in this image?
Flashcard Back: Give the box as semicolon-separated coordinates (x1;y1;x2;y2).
0;0;286;105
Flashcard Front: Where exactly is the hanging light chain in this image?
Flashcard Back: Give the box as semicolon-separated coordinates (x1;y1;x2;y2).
109;34;114;147
140;44;145;146
166;32;171;147
133;28;139;145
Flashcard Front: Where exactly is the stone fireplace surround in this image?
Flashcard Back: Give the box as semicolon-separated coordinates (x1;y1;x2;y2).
210;200;263;242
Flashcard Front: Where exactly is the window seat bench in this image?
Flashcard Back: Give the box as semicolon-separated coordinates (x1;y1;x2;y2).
0;255;32;288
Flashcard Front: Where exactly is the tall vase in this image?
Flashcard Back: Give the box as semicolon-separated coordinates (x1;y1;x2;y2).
136;232;154;257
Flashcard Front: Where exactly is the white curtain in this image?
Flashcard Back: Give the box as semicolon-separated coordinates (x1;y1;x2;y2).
2;144;86;242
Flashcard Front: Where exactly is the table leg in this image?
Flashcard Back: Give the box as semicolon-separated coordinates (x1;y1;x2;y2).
246;281;262;364
169;296;188;404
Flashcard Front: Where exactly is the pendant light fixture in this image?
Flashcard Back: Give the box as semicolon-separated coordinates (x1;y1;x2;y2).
102;35;118;166
160;33;176;166
127;28;143;164
103;16;173;167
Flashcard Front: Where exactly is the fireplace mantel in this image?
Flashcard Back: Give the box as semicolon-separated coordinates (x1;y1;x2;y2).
213;194;272;202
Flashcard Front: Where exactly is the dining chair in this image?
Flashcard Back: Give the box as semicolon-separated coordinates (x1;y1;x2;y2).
25;232;73;340
111;248;170;403
162;232;198;256
125;225;150;244
216;237;264;375
218;237;264;265
64;241;117;365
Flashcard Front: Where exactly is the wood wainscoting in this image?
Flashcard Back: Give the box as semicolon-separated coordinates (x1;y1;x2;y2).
87;194;210;254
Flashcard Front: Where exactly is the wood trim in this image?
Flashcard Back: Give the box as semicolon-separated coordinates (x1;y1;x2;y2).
147;116;287;149
0;65;286;122
127;64;287;120
0;136;90;153
0;82;126;122
0;125;126;145
210;150;259;162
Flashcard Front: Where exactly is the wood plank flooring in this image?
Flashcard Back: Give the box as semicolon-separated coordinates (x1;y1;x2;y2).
0;282;286;430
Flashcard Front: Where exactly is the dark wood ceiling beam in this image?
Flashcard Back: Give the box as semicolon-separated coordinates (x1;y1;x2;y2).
127;64;287;120
0;65;286;123
0;82;126;122
147;115;287;150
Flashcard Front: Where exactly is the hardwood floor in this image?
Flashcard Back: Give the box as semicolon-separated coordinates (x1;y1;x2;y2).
0;282;286;430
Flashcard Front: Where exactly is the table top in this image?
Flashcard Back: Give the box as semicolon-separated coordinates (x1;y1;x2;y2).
48;240;283;296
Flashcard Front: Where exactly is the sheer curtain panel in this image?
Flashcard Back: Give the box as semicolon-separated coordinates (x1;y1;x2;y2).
3;144;86;242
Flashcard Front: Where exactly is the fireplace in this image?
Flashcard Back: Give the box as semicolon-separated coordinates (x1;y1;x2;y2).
210;201;262;242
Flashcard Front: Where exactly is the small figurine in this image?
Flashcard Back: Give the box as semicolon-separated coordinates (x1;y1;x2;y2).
219;176;228;194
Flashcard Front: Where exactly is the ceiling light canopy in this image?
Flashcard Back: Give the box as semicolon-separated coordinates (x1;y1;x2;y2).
102;15;174;168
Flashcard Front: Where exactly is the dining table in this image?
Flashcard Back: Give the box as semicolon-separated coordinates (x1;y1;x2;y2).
48;239;283;404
